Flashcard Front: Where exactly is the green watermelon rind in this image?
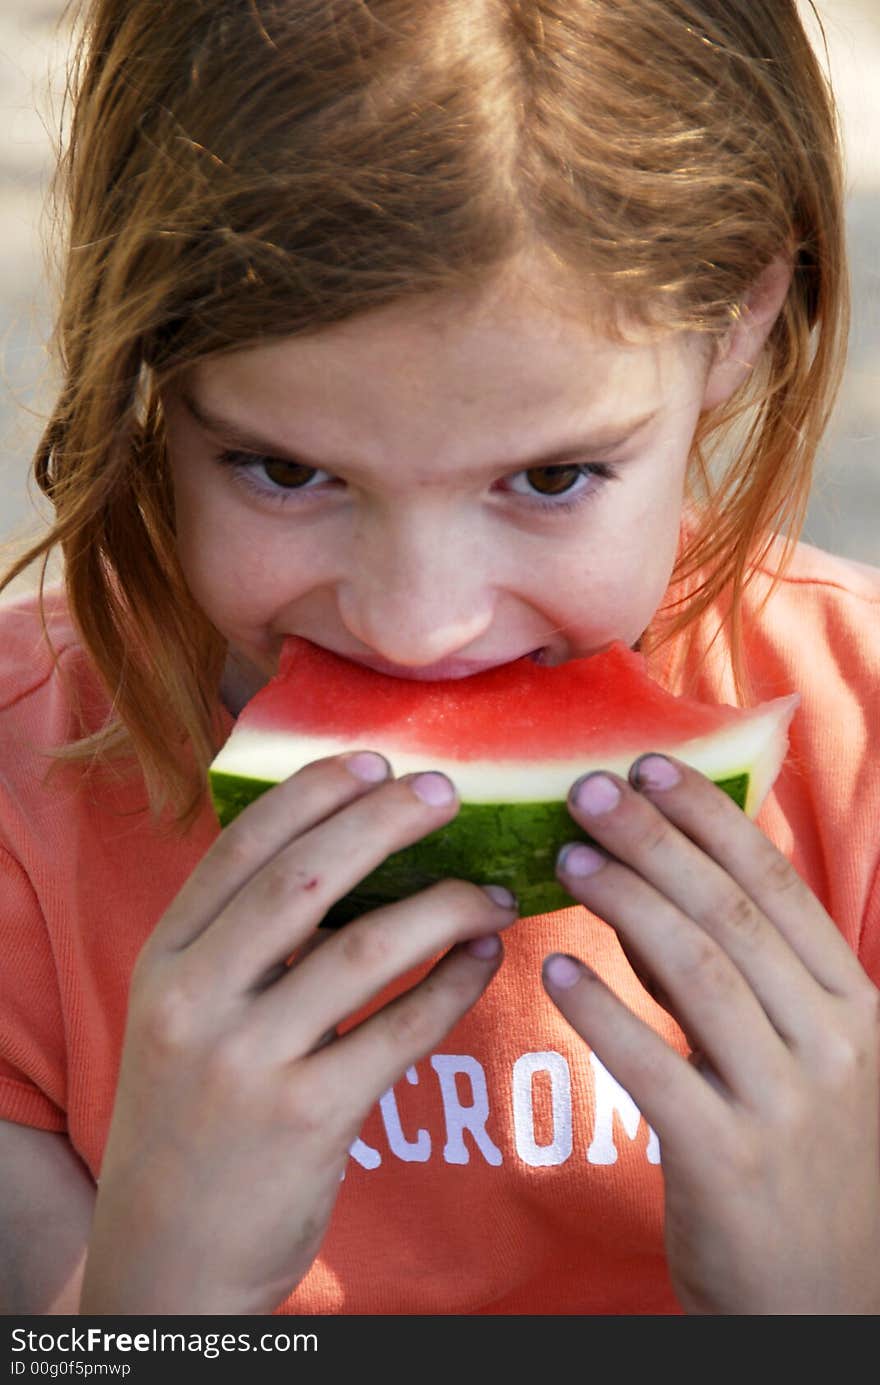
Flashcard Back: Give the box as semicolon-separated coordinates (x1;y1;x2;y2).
208;769;749;924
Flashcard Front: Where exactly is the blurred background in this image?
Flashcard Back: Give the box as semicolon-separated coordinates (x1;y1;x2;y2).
1;0;878;594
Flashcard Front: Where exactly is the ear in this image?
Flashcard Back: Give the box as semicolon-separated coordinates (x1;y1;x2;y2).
701;254;793;412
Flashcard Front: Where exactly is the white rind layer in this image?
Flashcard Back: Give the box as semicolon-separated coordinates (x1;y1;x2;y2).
211;693;799;818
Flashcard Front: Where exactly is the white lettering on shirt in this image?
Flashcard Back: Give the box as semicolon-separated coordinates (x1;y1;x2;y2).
429;1054;503;1166
348;1048;660;1173
587;1052;661;1165
511;1051;573;1167
380;1065;431;1162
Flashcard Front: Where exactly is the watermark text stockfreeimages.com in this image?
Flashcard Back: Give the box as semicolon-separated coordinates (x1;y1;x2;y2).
10;1327;317;1367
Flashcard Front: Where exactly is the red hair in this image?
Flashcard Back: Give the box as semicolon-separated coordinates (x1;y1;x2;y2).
1;0;849;825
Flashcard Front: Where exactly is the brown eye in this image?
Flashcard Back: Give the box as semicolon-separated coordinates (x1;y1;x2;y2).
262;458;319;489
524;465;583;496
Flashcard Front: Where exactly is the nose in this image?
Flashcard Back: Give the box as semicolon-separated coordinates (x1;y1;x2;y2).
336;509;495;667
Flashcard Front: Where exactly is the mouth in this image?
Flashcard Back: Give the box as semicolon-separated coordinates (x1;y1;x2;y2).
297;644;551;681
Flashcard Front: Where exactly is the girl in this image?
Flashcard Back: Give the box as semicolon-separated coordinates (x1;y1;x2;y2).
0;0;878;1316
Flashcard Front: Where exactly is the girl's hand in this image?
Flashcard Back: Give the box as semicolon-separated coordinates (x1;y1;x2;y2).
545;755;880;1316
80;753;515;1315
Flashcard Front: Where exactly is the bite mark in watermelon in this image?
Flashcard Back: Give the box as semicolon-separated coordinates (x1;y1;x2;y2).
208;639;799;923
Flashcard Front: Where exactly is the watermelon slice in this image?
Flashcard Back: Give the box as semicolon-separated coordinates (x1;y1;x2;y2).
208;639;799;923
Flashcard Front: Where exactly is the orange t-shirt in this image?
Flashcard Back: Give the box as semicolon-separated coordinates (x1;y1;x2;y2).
1;537;879;1315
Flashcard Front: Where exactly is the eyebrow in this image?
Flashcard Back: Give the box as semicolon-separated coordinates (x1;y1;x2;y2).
179;388;658;471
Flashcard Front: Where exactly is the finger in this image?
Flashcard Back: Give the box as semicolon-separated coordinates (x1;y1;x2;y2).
556;843;793;1101
629;754;865;995
609;933;732;1070
154;751;393;951
604;925;717;1059
248;879;517;1059
187;771;463;991
303;934;505;1120
541;952;731;1161
565;767;837;1045
253;925;336;992
309;1022;338;1055
610;929;676;1014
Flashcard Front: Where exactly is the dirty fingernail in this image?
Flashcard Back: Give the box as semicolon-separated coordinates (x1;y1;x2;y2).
410;771;456;806
631;754;681;790
557;842;606;878
465;933;502;960
572;773;621;815
343;751;391;783
543;954;584;989
481;884;517;910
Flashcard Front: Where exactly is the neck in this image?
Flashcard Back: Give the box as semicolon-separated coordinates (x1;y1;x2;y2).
220;650;270;717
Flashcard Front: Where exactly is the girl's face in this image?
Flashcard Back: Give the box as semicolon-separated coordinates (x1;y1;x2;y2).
163;265;724;705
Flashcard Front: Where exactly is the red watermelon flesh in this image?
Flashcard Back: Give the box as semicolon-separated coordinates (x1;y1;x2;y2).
208;636;799;921
242;638;756;760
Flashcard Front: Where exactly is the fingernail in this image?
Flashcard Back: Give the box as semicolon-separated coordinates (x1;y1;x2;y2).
543;953;583;989
481;884;517;910
631;754;681;790
409;771;456;806
466;933;502;960
557;842;606;877
571;772;621;815
343;751;391;783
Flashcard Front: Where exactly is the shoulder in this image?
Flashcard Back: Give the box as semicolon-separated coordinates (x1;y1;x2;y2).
0;583;82;769
756;533;880;611
0;584;114;817
734;536;880;765
745;536;880;706
742;540;880;957
0;584;80;715
0;582;116;738
669;528;880;713
667;532;880;949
